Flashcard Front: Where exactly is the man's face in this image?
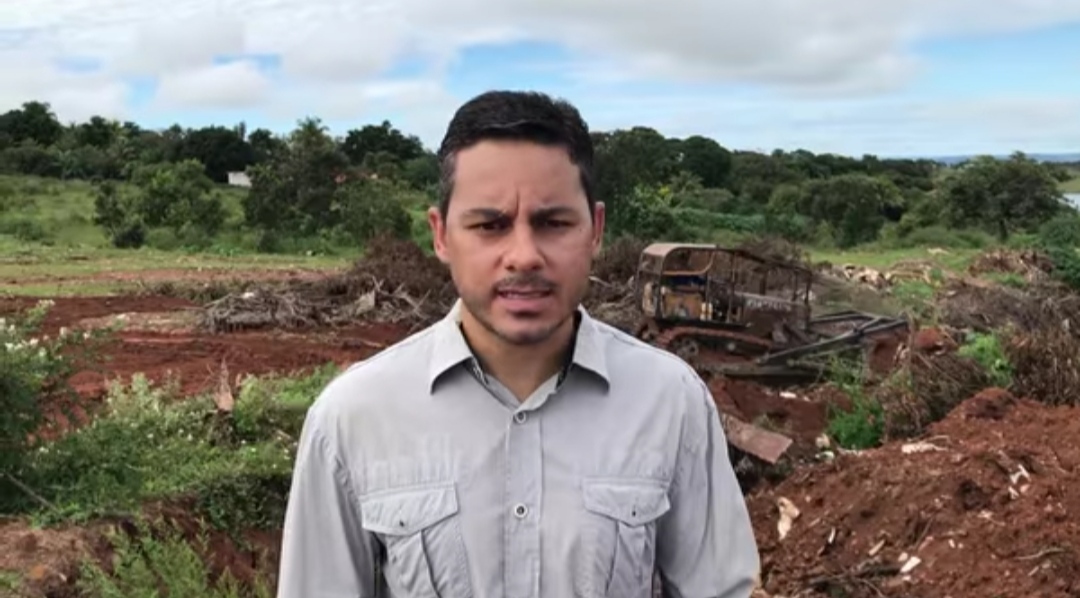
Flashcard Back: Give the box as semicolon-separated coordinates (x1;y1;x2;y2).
428;139;605;347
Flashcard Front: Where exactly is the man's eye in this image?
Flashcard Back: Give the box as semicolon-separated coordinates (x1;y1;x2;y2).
473;221;505;231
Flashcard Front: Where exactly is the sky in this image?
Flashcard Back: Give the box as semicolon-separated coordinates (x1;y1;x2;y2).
1;0;1079;158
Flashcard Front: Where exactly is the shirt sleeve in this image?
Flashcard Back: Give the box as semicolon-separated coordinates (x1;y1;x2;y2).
277;402;379;598
655;374;761;598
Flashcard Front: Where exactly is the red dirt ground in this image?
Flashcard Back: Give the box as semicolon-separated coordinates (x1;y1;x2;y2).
0;503;285;598
710;377;839;447
0;292;409;596
4;266;341;287
0;295;410;436
747;388;1080;598
9;290;1059;598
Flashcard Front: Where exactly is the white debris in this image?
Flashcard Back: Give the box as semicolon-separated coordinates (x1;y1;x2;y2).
777;497;800;541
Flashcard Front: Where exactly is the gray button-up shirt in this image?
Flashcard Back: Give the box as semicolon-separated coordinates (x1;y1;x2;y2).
277;301;760;598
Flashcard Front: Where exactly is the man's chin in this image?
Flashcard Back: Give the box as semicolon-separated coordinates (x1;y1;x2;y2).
459;296;571;346
490;318;562;346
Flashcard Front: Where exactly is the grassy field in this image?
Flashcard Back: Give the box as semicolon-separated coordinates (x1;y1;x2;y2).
0;240;351;296
0;174;995;282
0;174;255;247
1061;175;1080;194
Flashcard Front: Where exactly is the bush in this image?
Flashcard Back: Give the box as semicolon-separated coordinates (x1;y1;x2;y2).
15;366;336;523
1034;214;1080;291
0;300;110;500
957;331;1013;388
880;225;995;250
824;358;884;450
77;519;273;598
1037;213;1080;248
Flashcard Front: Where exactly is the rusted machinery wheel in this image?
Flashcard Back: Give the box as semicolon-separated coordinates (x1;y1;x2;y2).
635;320;661;344
670;337;700;362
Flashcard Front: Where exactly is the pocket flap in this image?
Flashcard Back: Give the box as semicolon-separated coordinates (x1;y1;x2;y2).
361;483;459;536
582;479;671;526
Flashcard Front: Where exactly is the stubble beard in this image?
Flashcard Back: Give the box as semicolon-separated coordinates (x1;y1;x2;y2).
457;278;591;347
459;291;572;347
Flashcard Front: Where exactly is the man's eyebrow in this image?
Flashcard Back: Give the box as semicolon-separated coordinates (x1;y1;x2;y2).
460;205;578;222
530;206;578;220
461;207;508;220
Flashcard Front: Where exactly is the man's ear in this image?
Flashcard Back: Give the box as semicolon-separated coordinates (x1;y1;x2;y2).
428;206;450;264
591;201;606;258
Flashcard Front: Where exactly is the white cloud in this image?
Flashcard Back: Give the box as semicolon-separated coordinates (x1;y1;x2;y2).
1;0;1079;154
607;94;1080;157
267;8;413;82
110;13;247;77
0;53;128;121
153;60;271;109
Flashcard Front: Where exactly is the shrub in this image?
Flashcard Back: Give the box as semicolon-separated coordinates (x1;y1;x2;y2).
0;300;111;504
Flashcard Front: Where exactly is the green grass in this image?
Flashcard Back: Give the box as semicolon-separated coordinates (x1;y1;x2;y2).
0;174;251;248
0;241;348;276
1061;176;1080;194
810;246;980;273
0;239;351;296
0;175;427;292
6;365;340;527
6;365;336;595
0;173;1019;298
0;570;21;593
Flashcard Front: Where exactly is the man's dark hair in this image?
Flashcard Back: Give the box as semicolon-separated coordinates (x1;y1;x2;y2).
436;90;595;219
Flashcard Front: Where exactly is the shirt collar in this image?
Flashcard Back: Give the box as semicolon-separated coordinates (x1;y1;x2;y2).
428;298;610;392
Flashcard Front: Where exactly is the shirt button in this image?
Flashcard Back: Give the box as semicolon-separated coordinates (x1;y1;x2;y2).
513;503;528;518
513;411;528;424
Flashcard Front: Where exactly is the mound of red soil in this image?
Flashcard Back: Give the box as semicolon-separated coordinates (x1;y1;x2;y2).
710;377;839;448
748;388;1080;598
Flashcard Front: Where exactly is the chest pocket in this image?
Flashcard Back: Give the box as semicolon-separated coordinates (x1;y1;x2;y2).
360;482;473;598
580;479;671;598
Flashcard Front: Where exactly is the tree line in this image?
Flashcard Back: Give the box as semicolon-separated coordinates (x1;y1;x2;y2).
1;100;1076;253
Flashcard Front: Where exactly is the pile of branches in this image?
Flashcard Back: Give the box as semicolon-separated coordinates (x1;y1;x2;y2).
736;236;810;270
967;248;1053;282
872;349;993;441
1006;325;1080;407
200;236;456;333
580;236;647;333
199;235;650;334
592;236;646;284
938;279;1080;333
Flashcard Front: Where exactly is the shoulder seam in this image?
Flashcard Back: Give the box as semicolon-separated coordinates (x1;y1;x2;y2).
342;324;438;374
305;413;364;505
594;320;700;377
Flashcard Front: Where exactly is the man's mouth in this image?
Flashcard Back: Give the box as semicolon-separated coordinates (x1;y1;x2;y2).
496;288;553;299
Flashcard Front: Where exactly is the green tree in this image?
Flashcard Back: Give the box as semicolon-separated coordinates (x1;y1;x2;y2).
0;101;64;147
592;127;679;208
178;125;255;183
128;159;226;238
341;121;425;166
940;153;1066;240
606;184;685;241
92;181;146;248
676;135;732;188
243;118;351;237
337;178;413;245
769;173;902;248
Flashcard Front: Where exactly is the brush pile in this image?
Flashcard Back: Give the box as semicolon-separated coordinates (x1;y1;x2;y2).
200;236;456;333
200;236;645;334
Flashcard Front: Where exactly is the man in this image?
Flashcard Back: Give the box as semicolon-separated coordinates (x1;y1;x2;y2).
277;90;760;598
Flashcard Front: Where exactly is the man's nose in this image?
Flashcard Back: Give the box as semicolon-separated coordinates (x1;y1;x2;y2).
504;226;543;271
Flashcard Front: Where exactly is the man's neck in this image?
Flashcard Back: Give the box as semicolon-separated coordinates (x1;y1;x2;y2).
459;311;577;401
